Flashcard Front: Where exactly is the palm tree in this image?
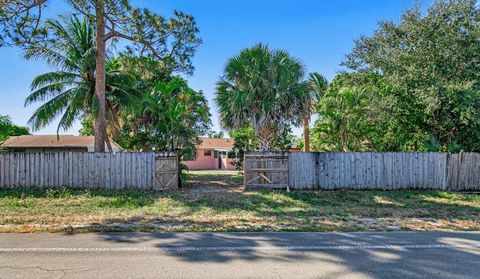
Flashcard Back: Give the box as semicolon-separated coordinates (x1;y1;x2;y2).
215;43;309;151
24;15;133;142
303;72;328;151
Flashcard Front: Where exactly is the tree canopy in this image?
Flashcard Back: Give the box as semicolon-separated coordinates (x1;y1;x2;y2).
75;54;212;157
115;76;211;157
0;115;30;142
303;72;328;151
23;15;133;138
0;0;201;151
313;0;480;152
0;0;201;73
215;43;309;151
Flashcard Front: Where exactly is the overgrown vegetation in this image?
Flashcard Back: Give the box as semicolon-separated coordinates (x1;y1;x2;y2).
9;14;210;159
0;115;29;143
23;15;132;135
228;126;299;169
0;0;201;152
215;43;311;151
114;76;211;156
0;180;478;233
313;0;480;152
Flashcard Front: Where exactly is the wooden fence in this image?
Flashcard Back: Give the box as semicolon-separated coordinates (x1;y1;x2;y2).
0;152;178;190
446;153;480;191
245;152;480;191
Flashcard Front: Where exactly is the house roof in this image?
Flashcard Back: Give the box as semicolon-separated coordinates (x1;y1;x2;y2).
198;137;234;149
2;135;122;150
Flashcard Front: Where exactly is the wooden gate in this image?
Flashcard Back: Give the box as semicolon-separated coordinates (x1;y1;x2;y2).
244;152;289;189
153;153;178;190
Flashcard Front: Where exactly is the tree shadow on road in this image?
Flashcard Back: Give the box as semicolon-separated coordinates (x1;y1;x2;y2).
90;231;480;279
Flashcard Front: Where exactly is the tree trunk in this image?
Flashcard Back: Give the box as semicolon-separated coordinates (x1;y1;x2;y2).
252;118;272;151
256;127;273;151
94;0;106;152
258;137;271;151
105;126;113;152
303;116;310;152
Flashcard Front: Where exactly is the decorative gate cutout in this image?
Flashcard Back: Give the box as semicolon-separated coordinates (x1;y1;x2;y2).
244;152;289;189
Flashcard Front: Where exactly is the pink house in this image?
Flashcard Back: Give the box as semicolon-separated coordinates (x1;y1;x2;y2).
183;138;236;170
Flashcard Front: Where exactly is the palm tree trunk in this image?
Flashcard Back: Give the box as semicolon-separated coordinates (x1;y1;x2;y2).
94;0;106;152
257;128;273;151
303;116;310;152
104;125;113;152
253;118;272;151
259;138;271;151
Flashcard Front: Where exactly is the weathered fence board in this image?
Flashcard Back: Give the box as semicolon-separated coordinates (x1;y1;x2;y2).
0;152;178;190
245;152;479;191
446;153;480;191
316;152;448;190
288;152;317;189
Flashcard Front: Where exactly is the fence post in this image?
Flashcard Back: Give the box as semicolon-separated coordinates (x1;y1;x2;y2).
286;152;290;192
243;153;247;188
444;153;449;191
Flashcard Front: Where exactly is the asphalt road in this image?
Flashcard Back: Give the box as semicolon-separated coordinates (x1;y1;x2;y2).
0;231;479;279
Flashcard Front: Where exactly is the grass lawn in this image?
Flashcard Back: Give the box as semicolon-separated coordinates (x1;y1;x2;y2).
0;170;479;233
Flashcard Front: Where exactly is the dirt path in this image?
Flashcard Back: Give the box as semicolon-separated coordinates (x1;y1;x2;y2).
185;170;244;193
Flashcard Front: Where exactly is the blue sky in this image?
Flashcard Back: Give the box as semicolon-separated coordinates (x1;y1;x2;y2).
0;0;431;136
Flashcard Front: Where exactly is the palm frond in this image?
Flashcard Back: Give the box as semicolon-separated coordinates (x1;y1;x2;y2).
27;89;74;131
56;88;86;133
25;82;71;106
30;71;79;91
24;45;78;72
215;43;310;149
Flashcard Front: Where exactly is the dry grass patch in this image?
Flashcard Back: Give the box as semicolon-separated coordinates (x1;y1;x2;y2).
0;176;479;233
